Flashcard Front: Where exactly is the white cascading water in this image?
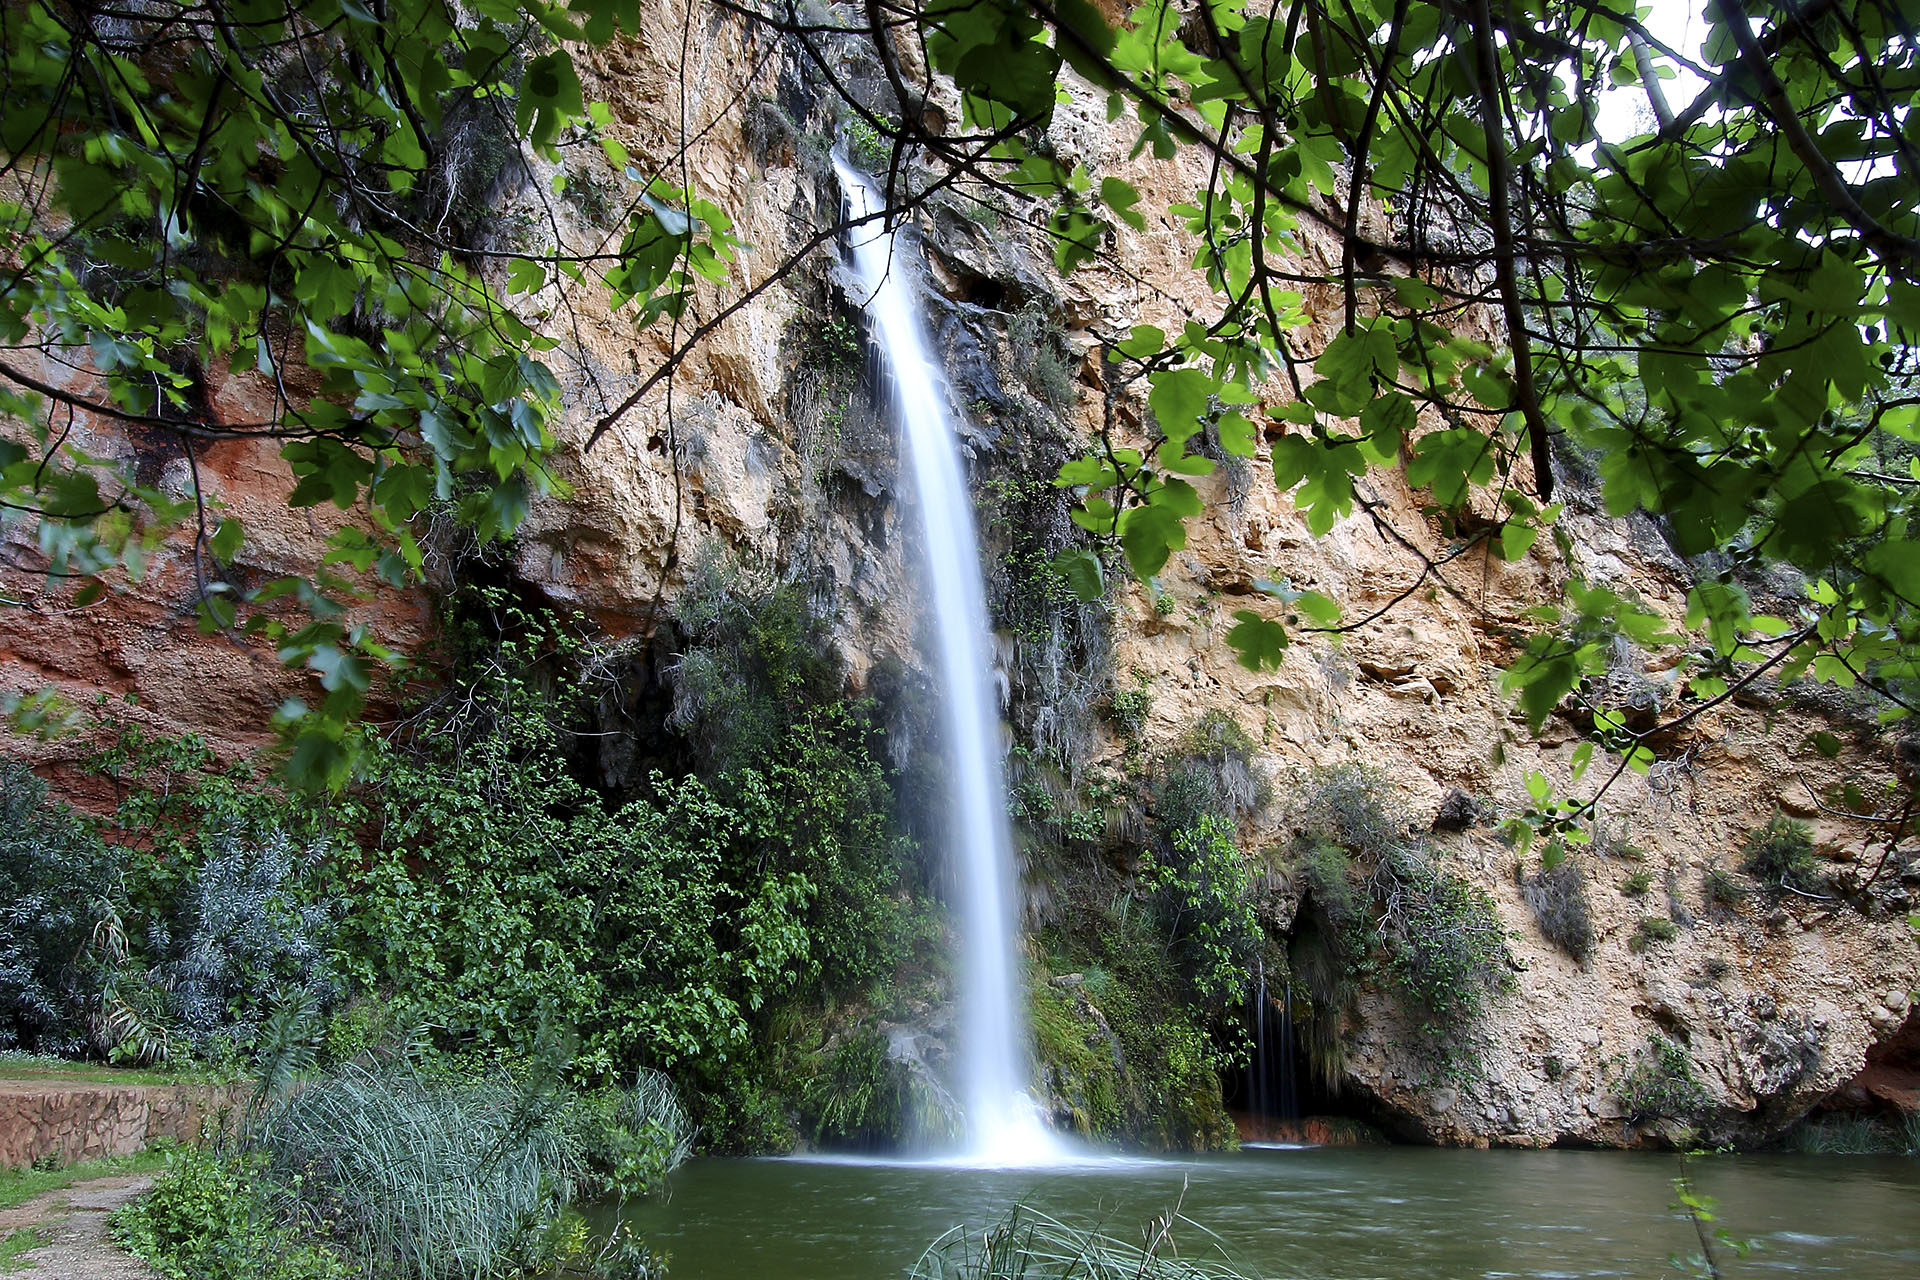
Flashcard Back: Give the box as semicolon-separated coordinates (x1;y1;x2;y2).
835;160;1062;1164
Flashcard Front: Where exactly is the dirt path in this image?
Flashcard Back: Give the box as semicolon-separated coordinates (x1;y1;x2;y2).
0;1175;158;1279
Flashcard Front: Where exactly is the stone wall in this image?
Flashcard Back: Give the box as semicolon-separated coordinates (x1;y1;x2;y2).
0;1079;244;1170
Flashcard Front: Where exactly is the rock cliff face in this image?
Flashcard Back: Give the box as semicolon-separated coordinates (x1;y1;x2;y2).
4;5;1915;1147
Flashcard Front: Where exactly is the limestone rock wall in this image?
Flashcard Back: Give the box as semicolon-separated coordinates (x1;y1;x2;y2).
522;8;1918;1147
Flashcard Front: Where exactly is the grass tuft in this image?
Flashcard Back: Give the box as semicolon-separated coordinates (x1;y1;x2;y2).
909;1205;1274;1280
256;1064;589;1279
0;1227;48;1274
0;1146;175;1210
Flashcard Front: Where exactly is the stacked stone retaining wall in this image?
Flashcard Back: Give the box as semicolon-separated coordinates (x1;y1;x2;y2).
0;1078;244;1169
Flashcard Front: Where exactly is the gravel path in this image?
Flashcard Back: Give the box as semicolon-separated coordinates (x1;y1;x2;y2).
0;1175;159;1279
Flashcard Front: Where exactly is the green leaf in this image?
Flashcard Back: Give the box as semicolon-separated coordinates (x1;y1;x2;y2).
1114;324;1164;359
1216;410;1257;458
1052;548;1105;601
210;517;244;562
1099;176;1145;230
1293;590;1340;627
1226;610;1287;671
518;50;585;151
1117;502;1184;578
1407;428;1497;507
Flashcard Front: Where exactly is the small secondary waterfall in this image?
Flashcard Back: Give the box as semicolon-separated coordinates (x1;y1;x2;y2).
835;161;1059;1163
1245;963;1300;1125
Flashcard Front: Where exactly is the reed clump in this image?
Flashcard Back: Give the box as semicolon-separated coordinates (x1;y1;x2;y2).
252;1063;688;1279
909;1205;1274;1280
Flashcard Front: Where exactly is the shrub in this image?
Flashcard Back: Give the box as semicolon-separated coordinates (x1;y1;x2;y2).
0;765;124;1057
158;826;341;1059
570;1069;698;1200
1616;1033;1711;1123
254;1063;669;1280
1152;712;1268;836
1741;815;1824;895
1033;894;1237;1151
1102;673;1153;741
1622;868;1654;897
1630;916;1679;951
113;1145;348;1280
1522;855;1595;961
345;692;917;1096
1378;855;1513;1034
668;545;842;777
1007;303;1077;412
1292;762;1408;861
799;1027;950;1151
1138;815;1260;1011
843;115;892;173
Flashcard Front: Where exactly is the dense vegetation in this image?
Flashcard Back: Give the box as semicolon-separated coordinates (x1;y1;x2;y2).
0;563;948;1149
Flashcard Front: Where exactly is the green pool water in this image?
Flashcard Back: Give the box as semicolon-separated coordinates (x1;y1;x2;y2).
617;1146;1920;1278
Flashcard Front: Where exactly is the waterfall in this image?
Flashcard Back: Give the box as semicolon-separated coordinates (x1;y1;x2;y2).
1247;964;1300;1126
834;161;1060;1163
1248;960;1271;1117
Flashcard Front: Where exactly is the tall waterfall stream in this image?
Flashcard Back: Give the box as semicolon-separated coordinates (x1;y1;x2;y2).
835;161;1061;1163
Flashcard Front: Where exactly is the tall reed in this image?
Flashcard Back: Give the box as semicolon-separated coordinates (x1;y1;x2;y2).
908;1205;1279;1280
256;1063;583;1279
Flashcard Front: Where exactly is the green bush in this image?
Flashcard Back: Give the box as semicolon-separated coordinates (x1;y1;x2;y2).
1292;762;1408;861
1631;916;1679;951
255;1063;681;1279
1616;1033;1711;1124
843;115;892;173
1380;856;1513;1035
668;545;841;777
1622;868;1654;897
799;1027;950;1151
114;1145;348;1280
0;764;124;1057
1521;855;1594;961
1741;815;1824;895
1138;814;1260;1012
1102;674;1153;741
1152;712;1268;840
1290;767;1510;1063
1033;901;1236;1151
344;710;912;1089
570;1069;698;1200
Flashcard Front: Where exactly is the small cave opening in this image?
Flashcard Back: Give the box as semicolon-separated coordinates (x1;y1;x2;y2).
1220;890;1393;1146
958;275;1010;312
1221;971;1351;1143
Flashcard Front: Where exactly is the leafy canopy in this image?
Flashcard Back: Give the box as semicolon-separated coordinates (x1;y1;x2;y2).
6;0;1920;807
